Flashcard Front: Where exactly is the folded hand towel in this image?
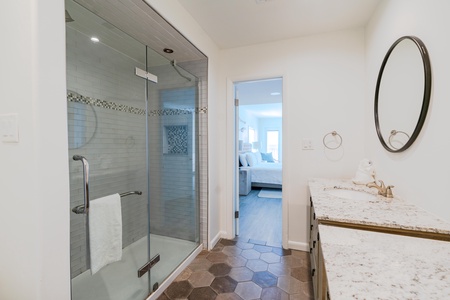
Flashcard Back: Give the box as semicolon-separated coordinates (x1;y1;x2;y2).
89;193;122;275
352;159;376;185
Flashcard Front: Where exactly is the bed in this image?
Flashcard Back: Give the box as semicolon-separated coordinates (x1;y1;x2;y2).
239;151;282;189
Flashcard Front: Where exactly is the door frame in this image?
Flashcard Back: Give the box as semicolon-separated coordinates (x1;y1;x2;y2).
226;74;288;249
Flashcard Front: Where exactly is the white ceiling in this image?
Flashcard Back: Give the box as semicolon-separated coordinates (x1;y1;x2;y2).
177;0;382;49
237;78;282;118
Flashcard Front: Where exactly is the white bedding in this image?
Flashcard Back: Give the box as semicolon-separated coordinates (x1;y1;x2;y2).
241;162;282;185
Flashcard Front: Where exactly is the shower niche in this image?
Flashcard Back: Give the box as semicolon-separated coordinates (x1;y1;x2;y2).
65;0;208;299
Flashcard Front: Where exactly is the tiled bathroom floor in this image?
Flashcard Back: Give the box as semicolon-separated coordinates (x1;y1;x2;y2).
157;238;314;300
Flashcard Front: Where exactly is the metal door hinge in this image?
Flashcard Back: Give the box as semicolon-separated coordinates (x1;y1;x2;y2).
235;99;239;106
138;254;160;278
135;67;158;83
235;211;239;218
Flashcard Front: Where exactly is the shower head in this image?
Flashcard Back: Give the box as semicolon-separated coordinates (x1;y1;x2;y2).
65;10;74;22
170;60;192;82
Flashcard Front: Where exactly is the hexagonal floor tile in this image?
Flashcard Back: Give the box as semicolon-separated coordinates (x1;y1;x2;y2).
175;268;193;282
211;243;225;252
260;252;281;264
236;241;254;250
268;262;291;277
226;255;247;268
220;239;238;246
235;282;262;300
253;244;273;253
291;266;312;282
229;267;254;282
277;275;302;294
246;259;268;272
222;245;243;257
189;257;212;272
241;249;260;260
280;255;303;268
248;239;266;245
207;252;228;263
252;271;278;288
188;286;217;300
164;280;193;299
215;292;243;300
272;247;292;256
210;276;238;294
291;250;309;260
188;270;215;287
209;262;232;277
261;286;289;300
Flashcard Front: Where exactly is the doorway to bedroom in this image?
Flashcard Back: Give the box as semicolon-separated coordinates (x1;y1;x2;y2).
234;77;283;247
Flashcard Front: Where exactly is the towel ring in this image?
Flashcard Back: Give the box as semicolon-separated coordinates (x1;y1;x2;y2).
323;131;343;150
388;130;410;150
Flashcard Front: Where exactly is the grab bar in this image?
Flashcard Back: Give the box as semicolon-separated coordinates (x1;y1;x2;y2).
73;155;90;214
119;191;143;197
71;190;143;214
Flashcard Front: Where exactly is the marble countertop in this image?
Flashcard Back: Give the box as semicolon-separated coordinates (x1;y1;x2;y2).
309;178;450;235
319;225;450;299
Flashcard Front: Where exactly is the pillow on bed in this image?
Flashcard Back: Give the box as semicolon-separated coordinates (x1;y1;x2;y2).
261;152;274;162
254;151;262;164
246;152;257;167
239;154;248;167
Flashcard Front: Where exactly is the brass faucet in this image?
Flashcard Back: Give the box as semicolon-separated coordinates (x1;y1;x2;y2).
366;180;394;198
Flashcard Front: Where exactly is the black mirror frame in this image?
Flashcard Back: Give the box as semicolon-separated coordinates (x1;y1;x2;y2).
374;36;432;153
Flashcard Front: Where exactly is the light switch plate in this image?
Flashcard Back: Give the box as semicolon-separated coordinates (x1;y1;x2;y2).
1;113;19;143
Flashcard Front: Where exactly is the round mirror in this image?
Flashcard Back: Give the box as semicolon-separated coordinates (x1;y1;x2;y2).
374;36;431;152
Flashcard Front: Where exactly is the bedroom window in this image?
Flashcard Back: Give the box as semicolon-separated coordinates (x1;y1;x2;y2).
267;130;279;160
248;127;256;144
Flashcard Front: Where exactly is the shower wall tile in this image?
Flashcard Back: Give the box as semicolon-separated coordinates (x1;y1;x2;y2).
67;26;149;278
67;25;208;279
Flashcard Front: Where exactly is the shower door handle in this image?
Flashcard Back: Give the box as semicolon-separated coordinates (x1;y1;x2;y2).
72;155;90;214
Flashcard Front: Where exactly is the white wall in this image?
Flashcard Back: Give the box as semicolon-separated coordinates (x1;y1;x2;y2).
0;1;70;299
238;107;259;144
365;0;450;221
221;29;367;249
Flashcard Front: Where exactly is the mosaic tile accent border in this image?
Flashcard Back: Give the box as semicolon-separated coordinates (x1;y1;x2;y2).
166;125;188;154
67;91;146;115
67;91;208;116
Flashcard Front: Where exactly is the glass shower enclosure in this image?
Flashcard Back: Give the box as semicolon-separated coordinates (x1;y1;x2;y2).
66;1;200;299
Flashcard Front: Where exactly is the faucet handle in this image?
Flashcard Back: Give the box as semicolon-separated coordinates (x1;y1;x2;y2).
386;185;394;198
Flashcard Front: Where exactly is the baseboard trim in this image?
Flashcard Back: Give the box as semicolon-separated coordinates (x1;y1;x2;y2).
209;231;227;250
288;240;309;252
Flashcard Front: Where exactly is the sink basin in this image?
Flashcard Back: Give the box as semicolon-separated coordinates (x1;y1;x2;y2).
326;189;377;201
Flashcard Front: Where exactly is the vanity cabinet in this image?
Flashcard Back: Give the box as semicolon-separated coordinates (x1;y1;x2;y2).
308;178;450;299
310;197;329;300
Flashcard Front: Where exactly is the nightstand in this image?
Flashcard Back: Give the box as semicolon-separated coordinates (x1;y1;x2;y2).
239;169;251;195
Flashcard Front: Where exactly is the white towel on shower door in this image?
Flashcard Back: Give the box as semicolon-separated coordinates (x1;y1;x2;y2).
89;193;122;275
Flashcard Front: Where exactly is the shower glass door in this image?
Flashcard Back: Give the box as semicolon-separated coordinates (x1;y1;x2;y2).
146;50;200;289
67;1;151;299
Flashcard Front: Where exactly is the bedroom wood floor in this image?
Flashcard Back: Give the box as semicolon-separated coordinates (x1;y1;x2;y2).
238;188;282;247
